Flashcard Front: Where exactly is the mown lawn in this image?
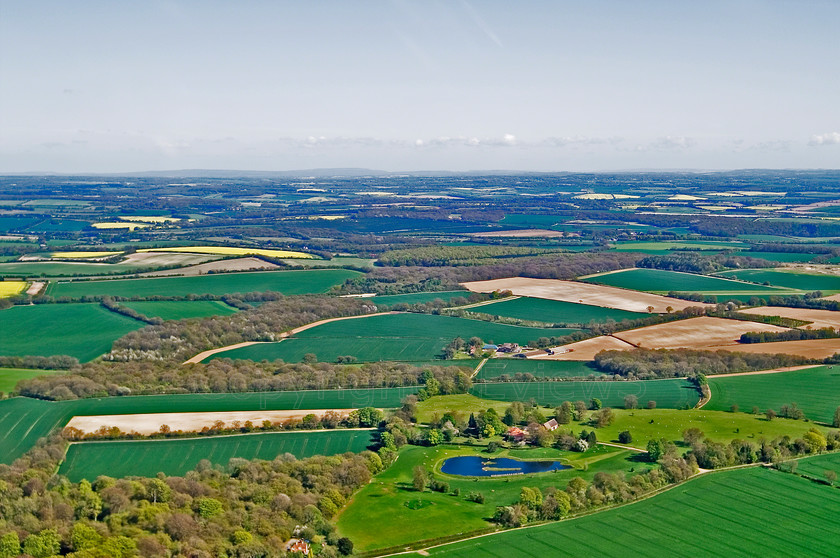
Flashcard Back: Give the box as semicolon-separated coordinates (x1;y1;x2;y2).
336;443;642;552
706;365;840;425
423;467;840;557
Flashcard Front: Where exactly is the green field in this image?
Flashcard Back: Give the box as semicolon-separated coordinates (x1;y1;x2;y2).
0;368;65;393
470;379;699;409
0;387;417;464
209;313;579;364
585;268;796;295
789;452;840;484
476;359;604;380
706;365;840;424
716;269;840;292
337;443;640;552
46;269;361;298
423;467;840;557
121;300;239;320
611;240;746;253
59;429;377;481
370;291;472;306
0;303;144;361
731;251;820;263
473;296;647;324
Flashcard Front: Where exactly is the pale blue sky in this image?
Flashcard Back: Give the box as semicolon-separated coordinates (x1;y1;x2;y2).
1;0;838;172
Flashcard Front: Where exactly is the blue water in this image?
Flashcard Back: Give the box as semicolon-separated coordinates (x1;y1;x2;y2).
440;456;569;477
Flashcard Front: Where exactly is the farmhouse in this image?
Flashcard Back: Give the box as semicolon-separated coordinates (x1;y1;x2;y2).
286;539;311;556
497;342;521;353
543;418;559;431
506;426;526;442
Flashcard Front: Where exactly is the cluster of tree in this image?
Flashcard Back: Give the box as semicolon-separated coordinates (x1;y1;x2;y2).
750;243;837;255
637;252;775;274
15;360;472;401
100;297;162;325
105;296;378;362
492;454;696;528
680;427;840;469
63;408;386;442
31;290;285;307
0;433;379;558
739;326;840;344
377;245;563;267
336;251;642;295
592;348;812;380
0;355;78;370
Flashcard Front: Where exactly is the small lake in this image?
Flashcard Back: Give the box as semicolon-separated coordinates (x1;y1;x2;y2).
440;456;570;477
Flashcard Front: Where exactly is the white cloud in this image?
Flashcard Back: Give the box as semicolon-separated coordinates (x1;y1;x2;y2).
809;132;840;146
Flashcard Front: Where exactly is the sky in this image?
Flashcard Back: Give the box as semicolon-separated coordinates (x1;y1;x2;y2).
1;0;838;173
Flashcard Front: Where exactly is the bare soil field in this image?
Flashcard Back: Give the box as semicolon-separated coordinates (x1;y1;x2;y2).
25;281;44;295
821;293;840;303
612;316;788;349
65;409;358;435
746;306;840;329
140;256;279;277
530;335;636;360
461;277;706;313
705;338;840;359
470;229;567;238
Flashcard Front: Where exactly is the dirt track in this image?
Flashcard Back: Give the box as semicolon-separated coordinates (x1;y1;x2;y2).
461;277;705;313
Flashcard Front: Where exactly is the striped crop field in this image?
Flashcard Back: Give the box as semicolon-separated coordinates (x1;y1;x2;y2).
424;467;840;557
472;296;647;324
475;359;604;380
46;269;361;298
584;268;796;295
59;429;376;481
470;379;699;409
0;386;417;464
706;365;840;424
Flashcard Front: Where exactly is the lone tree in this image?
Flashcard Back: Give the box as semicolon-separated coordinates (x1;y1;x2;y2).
623;394;638;410
413;466;428;492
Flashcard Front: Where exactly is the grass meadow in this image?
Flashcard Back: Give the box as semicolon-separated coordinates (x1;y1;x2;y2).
475;359;604;380
716;268;840;292
121;300;239;320
423;467;840;557
60;429;376;481
0;303;144;361
0;368;64;393
706;365;840;424
46;269;361;298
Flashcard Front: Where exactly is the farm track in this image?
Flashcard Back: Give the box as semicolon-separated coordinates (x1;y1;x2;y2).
182;311;404;364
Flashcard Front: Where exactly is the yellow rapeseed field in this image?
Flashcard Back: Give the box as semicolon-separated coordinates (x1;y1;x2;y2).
137;246;315;258
91;222;151;230
0;281;27;297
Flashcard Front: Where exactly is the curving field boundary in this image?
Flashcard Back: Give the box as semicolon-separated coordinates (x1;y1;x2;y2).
182;311;403;364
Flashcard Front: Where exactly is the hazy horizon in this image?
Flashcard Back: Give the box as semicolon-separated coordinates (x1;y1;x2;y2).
2;1;838;173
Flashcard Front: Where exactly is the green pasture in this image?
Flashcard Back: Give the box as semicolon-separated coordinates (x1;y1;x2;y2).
423;467;840;557
470;379;699;409
0;303;144;361
121;300;239;320
706;365;840;424
591;408;827;449
60;429;377;481
476;359;604;380
0;368;65;394
473;296;647;325
337;443;641;552
370;291;472;306
732;251;820;263
0;386;417;464
46;269;361;298
585;268;796;295
208;313;579;363
789;452;840;484
610;240;746;252
716;269;840;293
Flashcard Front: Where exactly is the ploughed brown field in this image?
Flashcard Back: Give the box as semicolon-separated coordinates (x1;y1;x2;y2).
611;316;789;349
705;338;840;359
745;306;840;329
525;335;636;360
461;277;705;313
469;229;567;238
65;409;358;435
